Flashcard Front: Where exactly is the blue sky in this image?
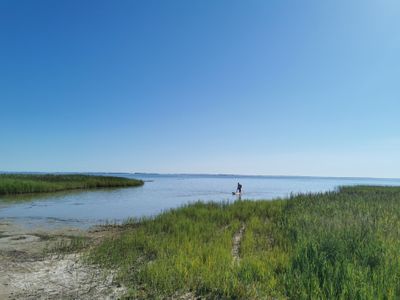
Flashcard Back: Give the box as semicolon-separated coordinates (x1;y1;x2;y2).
1;0;400;177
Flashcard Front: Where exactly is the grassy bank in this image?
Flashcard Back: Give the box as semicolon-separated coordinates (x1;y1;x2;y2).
0;174;144;195
89;186;400;299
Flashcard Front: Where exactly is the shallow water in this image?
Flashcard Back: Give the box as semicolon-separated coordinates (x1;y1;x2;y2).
1;174;400;229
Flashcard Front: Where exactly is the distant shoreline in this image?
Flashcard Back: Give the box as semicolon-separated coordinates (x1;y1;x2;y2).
1;171;399;181
133;172;400;181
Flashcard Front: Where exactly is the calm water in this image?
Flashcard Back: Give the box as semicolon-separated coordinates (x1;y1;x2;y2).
1;174;400;229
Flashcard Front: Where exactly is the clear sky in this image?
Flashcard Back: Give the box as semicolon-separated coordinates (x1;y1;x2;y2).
1;0;400;177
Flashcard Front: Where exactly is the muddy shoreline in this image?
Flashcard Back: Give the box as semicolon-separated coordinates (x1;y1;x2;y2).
0;221;125;299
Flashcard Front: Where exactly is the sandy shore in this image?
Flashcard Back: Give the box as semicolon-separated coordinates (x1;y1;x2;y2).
0;221;125;299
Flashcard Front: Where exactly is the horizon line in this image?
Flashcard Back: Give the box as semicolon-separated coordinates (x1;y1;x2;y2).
1;170;400;181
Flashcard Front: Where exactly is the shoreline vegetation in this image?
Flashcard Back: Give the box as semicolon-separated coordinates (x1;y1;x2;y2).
87;185;400;299
0;174;144;196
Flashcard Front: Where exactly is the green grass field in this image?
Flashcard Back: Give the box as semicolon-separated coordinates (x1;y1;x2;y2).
0;174;144;195
89;186;400;299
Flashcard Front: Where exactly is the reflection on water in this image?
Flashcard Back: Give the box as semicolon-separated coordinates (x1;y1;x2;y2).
0;188;127;205
1;174;400;229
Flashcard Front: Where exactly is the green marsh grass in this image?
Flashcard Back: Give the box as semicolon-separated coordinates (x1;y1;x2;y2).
0;174;144;195
44;235;90;255
90;186;400;299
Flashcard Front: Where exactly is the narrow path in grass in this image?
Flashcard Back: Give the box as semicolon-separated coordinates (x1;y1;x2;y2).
232;223;246;263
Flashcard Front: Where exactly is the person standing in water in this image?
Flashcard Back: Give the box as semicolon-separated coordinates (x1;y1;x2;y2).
236;182;242;194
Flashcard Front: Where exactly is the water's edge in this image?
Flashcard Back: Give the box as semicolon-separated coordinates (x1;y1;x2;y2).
1;174;400;230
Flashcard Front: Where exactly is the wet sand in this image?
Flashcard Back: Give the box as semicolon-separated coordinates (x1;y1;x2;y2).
0;221;125;299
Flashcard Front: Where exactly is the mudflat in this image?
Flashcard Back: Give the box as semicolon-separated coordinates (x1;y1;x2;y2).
0;221;124;299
